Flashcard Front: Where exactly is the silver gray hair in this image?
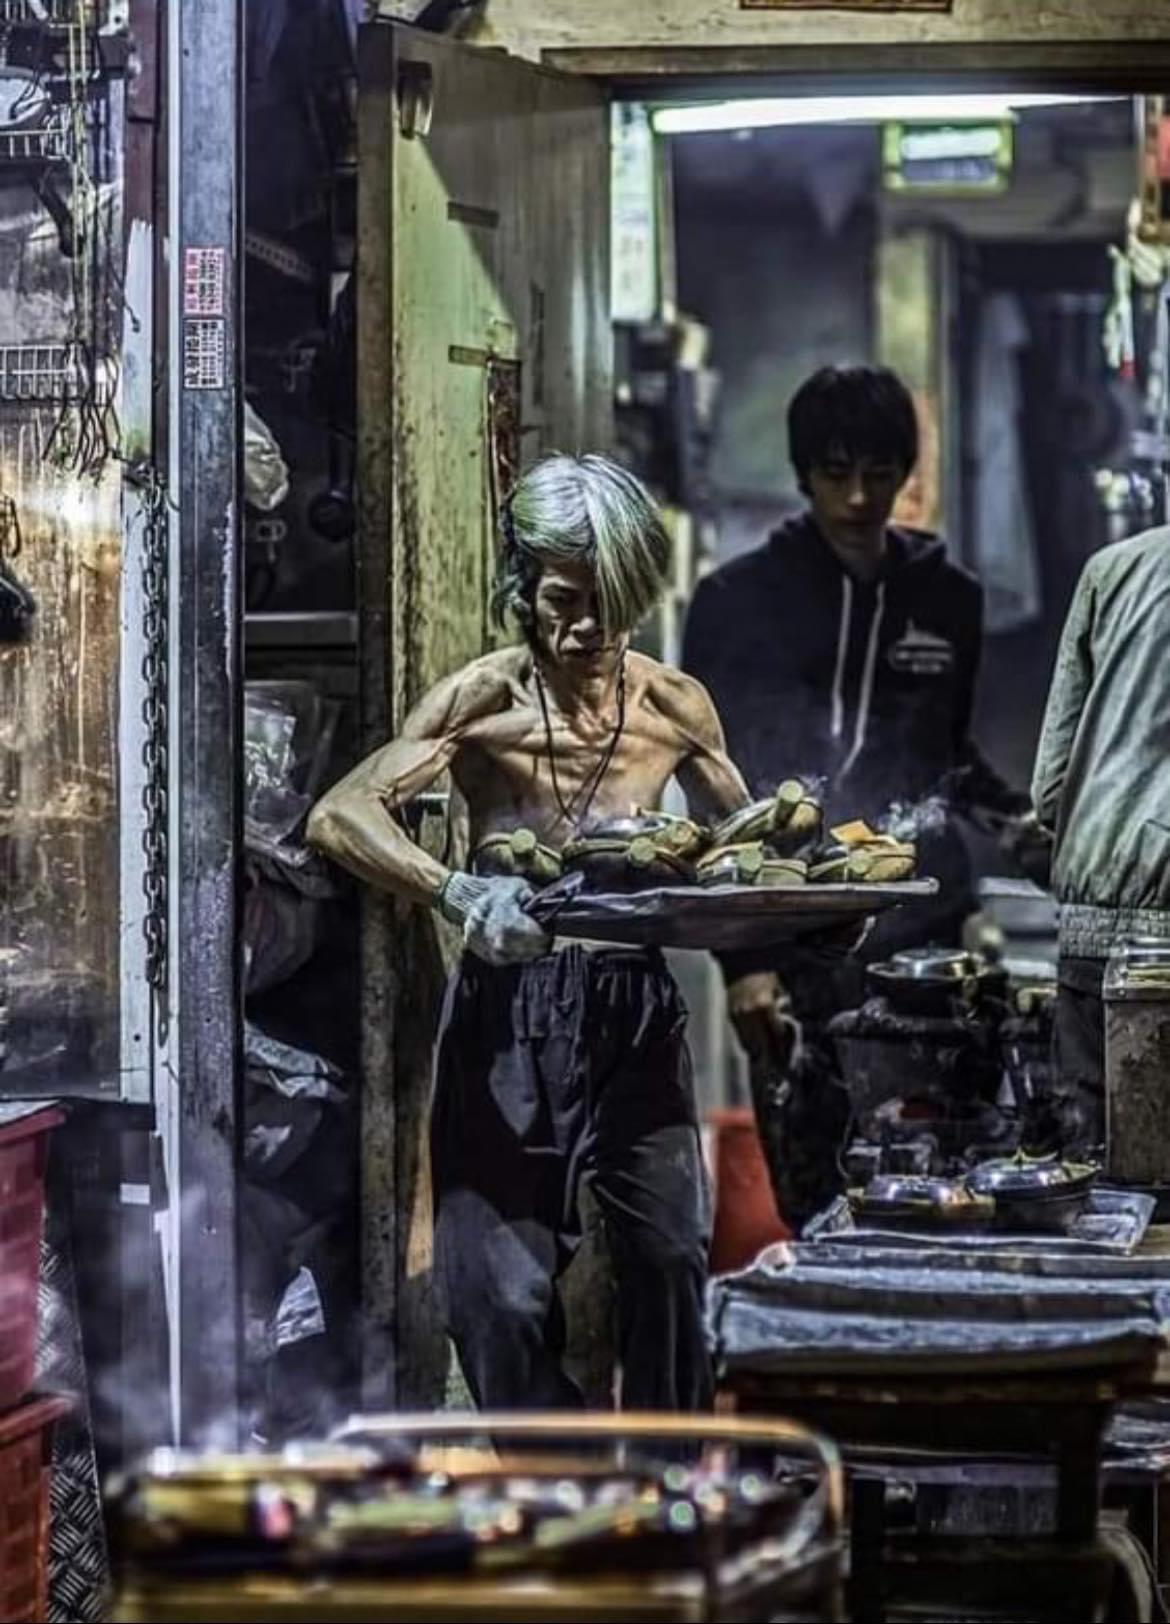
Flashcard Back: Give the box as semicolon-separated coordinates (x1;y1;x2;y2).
493;453;672;638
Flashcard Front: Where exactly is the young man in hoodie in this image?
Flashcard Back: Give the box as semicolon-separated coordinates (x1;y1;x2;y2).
682;364;1034;1225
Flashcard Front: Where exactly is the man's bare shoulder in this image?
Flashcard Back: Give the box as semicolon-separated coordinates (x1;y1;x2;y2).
404;645;529;738
631;650;721;741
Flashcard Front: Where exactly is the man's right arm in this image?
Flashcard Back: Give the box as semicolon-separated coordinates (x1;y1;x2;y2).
305;664;494;908
1032;561;1098;833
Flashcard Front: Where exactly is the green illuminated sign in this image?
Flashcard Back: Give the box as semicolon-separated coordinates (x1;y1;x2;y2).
883;120;1014;194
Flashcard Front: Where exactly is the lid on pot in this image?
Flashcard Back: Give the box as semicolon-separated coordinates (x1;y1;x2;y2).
863;1173;972;1209
883;948;980;982
965;1150;1099;1197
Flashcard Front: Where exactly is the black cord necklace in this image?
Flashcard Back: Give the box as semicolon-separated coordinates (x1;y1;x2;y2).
533;655;627;835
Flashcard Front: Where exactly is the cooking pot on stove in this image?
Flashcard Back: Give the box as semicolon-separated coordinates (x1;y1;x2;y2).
964;1151;1099;1233
866;948;1008;1017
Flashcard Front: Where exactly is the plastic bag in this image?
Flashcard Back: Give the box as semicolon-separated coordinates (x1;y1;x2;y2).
243;401;290;512
274;1266;326;1349
244;682;340;850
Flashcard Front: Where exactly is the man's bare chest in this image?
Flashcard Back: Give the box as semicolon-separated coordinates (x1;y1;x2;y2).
455;702;686;809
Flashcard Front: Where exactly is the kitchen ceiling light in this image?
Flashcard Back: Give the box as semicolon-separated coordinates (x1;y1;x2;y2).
651;94;1122;136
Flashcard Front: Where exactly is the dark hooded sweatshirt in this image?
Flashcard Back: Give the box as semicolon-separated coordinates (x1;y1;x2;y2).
682;513;1027;982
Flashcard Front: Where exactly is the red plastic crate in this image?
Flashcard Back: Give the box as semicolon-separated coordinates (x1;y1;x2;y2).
0;1395;69;1624
0;1107;63;1413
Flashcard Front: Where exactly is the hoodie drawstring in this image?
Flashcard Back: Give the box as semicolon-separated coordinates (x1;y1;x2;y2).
836;582;886;786
830;576;853;743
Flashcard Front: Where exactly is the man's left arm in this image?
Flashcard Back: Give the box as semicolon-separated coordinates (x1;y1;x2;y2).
669;670;752;822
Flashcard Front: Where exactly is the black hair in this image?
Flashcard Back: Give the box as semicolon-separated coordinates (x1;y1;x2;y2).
787;365;919;492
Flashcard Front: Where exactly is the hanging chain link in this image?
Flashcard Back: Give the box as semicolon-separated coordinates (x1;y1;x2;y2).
136;464;169;1013
0;493;21;560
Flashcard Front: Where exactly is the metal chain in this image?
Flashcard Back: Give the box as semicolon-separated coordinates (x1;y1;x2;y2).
136;464;169;1014
0;492;21;560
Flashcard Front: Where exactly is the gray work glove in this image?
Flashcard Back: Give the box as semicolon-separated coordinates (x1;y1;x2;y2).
438;873;551;966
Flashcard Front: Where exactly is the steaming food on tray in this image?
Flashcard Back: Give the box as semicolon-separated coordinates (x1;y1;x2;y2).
470;788;916;897
561;811;704;890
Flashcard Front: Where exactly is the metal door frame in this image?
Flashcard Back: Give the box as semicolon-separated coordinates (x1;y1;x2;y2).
154;14;1167;1443
159;0;245;1446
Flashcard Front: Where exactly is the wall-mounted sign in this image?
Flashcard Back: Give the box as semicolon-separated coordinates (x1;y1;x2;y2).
741;1;952;11
883;121;1013;194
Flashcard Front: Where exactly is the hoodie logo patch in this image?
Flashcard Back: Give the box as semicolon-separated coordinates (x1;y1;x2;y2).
888;620;955;677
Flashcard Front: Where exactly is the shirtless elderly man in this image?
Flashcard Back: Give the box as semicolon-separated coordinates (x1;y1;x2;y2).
307;452;750;1414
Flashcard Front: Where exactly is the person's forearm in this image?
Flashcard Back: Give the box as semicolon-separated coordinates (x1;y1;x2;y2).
306;793;450;907
678;747;751;825
951;742;1031;824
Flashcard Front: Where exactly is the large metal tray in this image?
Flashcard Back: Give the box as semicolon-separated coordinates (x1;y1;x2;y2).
526;878;938;952
810;1187;1156;1258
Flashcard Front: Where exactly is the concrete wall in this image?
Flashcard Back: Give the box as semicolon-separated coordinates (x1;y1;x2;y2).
674;127;875;556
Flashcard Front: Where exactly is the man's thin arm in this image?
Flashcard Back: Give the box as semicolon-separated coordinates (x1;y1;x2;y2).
306;665;498;906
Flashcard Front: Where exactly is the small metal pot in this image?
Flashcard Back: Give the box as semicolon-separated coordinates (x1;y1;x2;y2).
712;780;822;855
964;1151;1099;1233
696;843;808;889
808;839;917;885
473;829;563;887
563;816;696;891
854;1173;995;1230
866;948;1008;1017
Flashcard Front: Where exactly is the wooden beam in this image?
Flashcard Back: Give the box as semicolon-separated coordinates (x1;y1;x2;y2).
461;0;1170;64
539;41;1170;91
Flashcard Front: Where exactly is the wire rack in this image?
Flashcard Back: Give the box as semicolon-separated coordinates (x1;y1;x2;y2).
0;2;103;23
0;345;82;404
0;106;71;164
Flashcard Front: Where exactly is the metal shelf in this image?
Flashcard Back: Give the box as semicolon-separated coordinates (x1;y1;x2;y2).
0;107;72;166
0;1;106;23
0;344;80;403
245;611;358;650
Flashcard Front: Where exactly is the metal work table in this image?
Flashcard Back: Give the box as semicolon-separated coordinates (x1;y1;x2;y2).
712;1227;1170;1621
